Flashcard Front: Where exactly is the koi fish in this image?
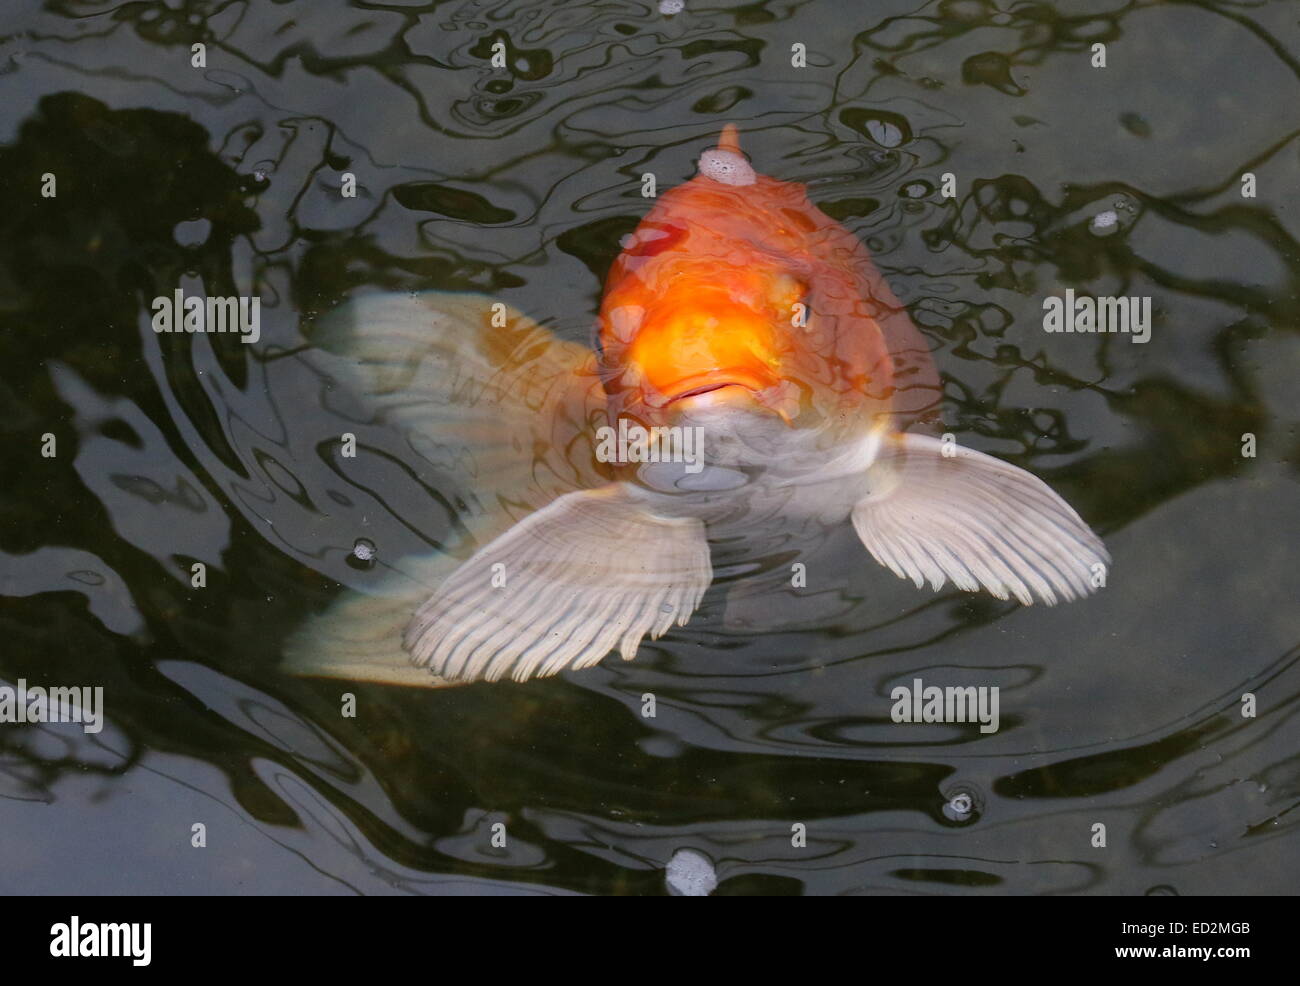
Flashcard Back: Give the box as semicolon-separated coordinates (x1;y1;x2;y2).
285;126;1107;687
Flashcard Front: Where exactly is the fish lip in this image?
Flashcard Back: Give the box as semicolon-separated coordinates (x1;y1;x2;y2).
660;370;772;405
667;382;744;403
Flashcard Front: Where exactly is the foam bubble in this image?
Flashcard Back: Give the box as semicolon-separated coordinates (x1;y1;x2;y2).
666;848;717;896
698;148;755;186
1091;209;1119;231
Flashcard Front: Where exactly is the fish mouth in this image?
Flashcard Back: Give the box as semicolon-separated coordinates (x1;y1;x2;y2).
653;372;799;426
661;371;771;405
668;382;745;403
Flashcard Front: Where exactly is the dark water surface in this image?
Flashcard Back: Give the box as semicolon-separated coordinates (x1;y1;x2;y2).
1;0;1298;894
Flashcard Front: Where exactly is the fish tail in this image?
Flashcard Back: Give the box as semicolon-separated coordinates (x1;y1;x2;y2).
285;290;611;687
304;290;608;511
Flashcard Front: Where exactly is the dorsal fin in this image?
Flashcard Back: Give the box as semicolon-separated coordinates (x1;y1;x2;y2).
717;123;741;154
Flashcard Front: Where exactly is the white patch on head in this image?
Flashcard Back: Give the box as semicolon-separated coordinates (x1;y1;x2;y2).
698;148;755;186
607;304;644;341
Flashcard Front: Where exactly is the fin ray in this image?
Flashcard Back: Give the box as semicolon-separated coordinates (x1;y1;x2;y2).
404;484;712;682
853;432;1108;606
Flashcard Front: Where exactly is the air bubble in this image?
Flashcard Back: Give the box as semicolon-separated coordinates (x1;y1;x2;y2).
347;538;377;570
941;783;983;824
1092;210;1119;231
666;848;717;896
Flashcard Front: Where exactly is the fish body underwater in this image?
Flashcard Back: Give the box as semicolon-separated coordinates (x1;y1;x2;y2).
286;126;1108;687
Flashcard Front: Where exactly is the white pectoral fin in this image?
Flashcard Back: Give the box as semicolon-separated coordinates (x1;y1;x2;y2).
405;484;713;683
852;432;1109;605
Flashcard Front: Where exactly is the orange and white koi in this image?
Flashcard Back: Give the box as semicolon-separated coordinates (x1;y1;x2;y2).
287;126;1107;686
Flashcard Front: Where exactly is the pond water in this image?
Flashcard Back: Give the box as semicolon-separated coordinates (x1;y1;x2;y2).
1;0;1297;895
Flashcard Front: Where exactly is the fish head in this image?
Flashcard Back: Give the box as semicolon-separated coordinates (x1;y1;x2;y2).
603;251;805;414
596;125;939;455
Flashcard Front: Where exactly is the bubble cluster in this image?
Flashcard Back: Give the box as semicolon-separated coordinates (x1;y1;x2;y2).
1092;210;1118;231
698;149;755;187
666;848;717;896
347;538;377;570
